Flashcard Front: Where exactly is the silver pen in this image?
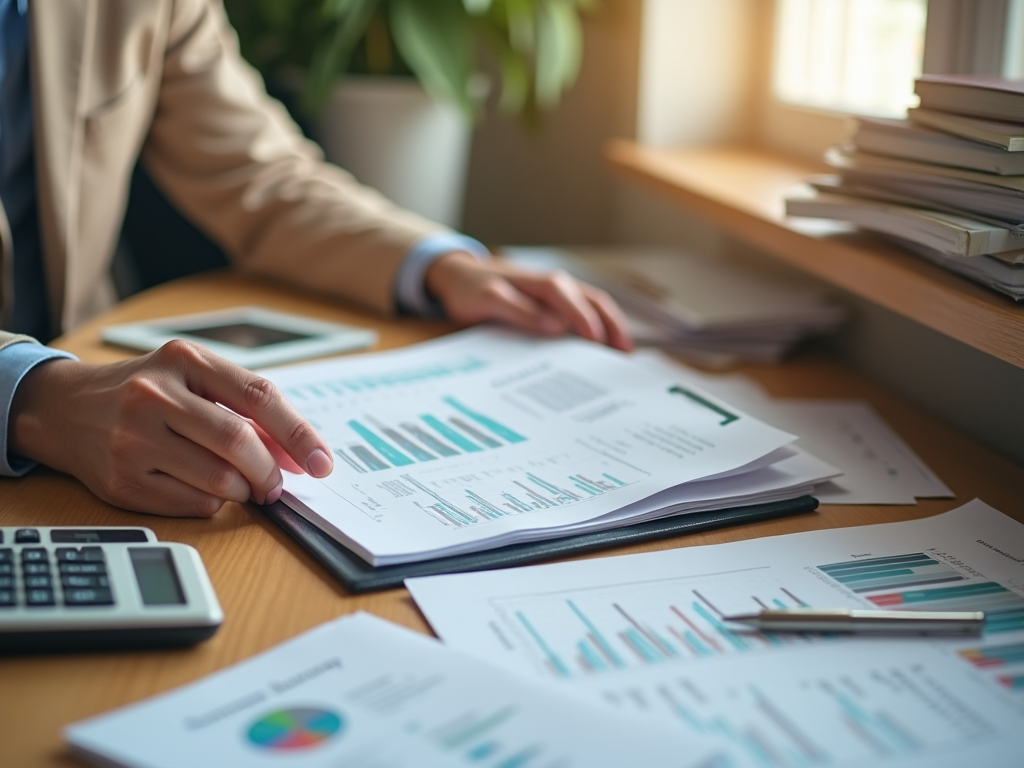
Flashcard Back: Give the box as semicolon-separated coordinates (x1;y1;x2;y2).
721;608;986;636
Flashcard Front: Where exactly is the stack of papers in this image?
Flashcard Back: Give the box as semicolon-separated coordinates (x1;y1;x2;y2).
503;246;846;364
262;328;841;566
408;499;1024;767
639;351;952;505
66;613;721;767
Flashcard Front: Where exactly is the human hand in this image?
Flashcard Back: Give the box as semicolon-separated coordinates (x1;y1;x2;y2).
424;252;634;351
8;341;333;517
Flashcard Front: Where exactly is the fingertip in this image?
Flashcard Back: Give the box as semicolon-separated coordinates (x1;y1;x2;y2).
306;447;333;478
265;478;284;505
611;325;634;352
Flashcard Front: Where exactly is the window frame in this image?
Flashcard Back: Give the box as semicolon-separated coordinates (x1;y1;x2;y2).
755;0;1018;160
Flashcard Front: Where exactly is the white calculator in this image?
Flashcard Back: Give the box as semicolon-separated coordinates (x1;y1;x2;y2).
0;526;223;653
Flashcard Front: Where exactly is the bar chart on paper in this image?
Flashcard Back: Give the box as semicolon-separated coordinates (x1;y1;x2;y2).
325;395;528;475
489;568;827;679
476;570;1009;768
408;501;1024;767
281;355;489;400
623;646;1004;768
339;450;646;528
815;551;1024;634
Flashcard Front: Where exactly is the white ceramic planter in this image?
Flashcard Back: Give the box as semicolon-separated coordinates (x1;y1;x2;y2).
314;76;471;228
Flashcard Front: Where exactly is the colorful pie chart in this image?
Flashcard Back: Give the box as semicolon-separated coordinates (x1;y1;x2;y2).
247;707;343;751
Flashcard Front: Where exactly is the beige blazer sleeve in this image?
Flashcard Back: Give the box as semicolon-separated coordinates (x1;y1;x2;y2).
140;0;447;314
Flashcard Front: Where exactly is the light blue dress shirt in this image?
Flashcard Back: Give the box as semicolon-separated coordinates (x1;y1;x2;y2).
0;0;488;476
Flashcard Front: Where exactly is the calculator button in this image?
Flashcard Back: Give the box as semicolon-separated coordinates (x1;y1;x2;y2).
80;547;106;562
0;563;12;576
24;574;52;589
14;528;41;544
0;576;13;589
56;547;82;561
0;589;14;607
21;547;49;562
61;574;109;589
22;562;50;575
59;562;105;575
64;587;113;606
25;588;56;606
0;548;12;562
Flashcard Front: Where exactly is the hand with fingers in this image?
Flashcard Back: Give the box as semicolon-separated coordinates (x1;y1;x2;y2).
425;252;634;352
8;340;333;517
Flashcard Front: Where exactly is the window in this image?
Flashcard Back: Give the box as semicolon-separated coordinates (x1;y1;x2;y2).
759;0;1023;159
773;0;927;118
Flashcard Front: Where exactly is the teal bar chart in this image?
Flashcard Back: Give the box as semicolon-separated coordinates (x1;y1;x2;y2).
283;356;488;400
496;580;813;680
330;395;530;474
818;552;1024;634
395;464;634;528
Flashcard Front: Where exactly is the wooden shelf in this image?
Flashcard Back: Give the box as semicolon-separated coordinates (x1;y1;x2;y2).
606;141;1024;370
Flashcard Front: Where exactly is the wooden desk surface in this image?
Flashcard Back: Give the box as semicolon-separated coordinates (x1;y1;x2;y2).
3;272;1023;767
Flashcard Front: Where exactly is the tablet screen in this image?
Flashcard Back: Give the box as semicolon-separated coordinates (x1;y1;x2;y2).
179;323;317;349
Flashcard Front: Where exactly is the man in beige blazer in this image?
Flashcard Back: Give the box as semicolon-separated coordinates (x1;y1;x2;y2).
0;0;629;516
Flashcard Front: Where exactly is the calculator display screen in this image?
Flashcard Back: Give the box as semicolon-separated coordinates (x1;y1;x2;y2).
129;548;186;605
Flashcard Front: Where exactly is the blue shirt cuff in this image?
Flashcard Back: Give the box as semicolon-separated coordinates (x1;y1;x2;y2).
1;342;77;476
395;232;489;317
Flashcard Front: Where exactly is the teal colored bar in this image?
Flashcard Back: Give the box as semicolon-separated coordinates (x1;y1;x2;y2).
443;396;526;443
495;747;541;768
527;473;563;496
980;646;1024;663
516;611;570;677
683;630;712;657
467;742;500;762
422;415;483;453
834;568;917;584
347;420;414;466
624;628;661;662
891;582;1008;604
986;614;1024;634
602;473;625;486
651;629;680;657
818;553;934;573
692;602;748;651
567;600;624;668
578;640;607;671
831;690;918;753
573;476;602;494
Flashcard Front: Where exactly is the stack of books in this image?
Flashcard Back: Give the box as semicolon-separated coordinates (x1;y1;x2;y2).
785;75;1024;301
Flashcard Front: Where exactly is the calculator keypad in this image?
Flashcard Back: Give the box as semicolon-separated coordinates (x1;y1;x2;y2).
0;545;114;608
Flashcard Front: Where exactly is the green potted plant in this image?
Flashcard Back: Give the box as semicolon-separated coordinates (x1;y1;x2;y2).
225;0;595;226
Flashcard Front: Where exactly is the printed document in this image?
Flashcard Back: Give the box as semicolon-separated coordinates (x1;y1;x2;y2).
261;328;803;565
637;351;952;505
65;613;722;768
409;500;1024;768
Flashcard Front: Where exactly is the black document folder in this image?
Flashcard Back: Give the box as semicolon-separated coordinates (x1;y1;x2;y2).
258;496;819;593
